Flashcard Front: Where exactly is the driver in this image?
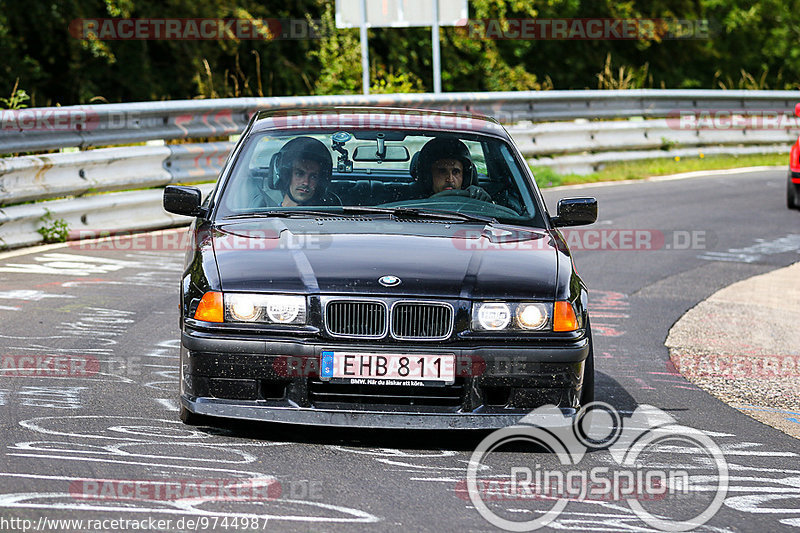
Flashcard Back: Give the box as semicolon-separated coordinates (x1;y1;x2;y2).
417;137;492;201
271;136;339;206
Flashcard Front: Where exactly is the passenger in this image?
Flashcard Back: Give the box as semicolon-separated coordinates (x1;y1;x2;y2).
417;138;492;201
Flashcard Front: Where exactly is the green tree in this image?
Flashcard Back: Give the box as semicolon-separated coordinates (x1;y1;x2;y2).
2;0;800;106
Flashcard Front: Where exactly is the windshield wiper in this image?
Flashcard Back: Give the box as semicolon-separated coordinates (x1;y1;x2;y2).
224;207;497;225
223;209;336;220
338;206;497;224
393;207;496;224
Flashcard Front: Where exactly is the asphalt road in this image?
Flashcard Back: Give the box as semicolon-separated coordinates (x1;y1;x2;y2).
0;168;798;532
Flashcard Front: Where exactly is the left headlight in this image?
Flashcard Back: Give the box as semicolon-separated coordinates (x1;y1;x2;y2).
224;294;307;325
472;302;552;331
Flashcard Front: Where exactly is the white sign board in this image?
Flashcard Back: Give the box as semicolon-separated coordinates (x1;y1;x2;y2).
335;0;468;28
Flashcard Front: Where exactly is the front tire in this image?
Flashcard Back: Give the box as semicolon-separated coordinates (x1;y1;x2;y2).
788;173;800;210
579;327;595;406
180;404;208;426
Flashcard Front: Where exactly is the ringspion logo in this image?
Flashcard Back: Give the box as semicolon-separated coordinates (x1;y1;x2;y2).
465;403;728;531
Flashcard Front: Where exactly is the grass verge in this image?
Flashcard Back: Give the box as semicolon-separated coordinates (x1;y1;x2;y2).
531;153;786;188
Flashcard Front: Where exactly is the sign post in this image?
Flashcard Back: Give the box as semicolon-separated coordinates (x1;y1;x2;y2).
359;0;369;95
335;0;468;94
432;0;441;93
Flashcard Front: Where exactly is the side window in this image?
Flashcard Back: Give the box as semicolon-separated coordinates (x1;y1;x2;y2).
463;140;487;174
248;137;287;172
498;143;535;217
220;136;284;213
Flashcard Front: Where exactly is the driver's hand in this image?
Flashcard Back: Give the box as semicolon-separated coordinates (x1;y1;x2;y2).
465;185;492;202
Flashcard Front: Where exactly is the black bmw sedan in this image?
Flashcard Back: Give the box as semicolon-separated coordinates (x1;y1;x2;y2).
164;106;598;429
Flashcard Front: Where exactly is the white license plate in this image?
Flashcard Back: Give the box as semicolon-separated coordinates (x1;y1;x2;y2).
320;351;455;384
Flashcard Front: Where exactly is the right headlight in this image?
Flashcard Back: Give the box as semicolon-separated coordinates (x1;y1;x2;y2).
476;302;512;330
223;293;307;325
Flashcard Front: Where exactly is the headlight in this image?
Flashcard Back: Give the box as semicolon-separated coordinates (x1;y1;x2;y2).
224;294;306;324
476;302;511;330
265;297;303;323
230;297;258;321
472;302;553;331
516;303;549;330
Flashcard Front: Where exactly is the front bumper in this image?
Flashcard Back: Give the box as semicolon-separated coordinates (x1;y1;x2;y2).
180;327;591;429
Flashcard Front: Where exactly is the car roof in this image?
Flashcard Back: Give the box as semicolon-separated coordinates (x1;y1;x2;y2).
250;106;509;138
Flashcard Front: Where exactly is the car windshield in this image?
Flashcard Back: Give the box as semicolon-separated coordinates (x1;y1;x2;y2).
214;130;544;227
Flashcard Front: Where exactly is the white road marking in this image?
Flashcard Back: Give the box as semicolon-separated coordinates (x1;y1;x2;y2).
155;399;179;411
699;234;800;263
545;166;783;191
725;493;800;514
0;290;74;301
0;253;142;276
10;441;258;465
18;386;86;409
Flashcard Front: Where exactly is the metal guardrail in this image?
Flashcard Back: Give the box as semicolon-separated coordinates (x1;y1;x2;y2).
0;184;215;250
164;142;234;183
0;142;229;248
1;89;798;249
531;144;789;175
1;89;799;154
507;118;797;173
0;142;231;205
509;118;798;156
0;145;171;205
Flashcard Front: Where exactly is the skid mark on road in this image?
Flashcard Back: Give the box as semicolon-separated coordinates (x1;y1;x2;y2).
589;290;629;338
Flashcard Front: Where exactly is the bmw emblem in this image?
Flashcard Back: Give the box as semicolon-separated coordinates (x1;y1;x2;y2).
378;275;401;287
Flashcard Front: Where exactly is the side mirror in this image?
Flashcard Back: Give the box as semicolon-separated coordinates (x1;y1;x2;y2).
551;197;597;227
164;185;205;217
795;103;800;118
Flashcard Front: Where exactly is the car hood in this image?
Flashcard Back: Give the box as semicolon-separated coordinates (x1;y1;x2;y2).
212;219;560;299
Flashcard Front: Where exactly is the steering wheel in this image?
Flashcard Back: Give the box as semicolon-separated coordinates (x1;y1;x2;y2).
417;194;522;218
431;189;473;199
